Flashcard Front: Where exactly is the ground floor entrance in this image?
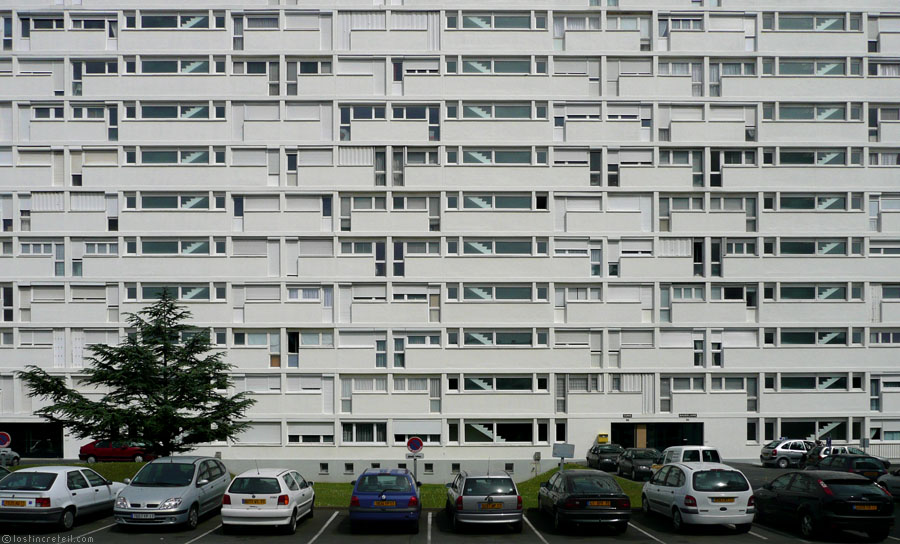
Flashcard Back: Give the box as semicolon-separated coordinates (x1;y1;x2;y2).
611;422;704;451
0;422;64;458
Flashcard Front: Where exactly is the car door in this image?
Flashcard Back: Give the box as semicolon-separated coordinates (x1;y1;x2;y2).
291;471;314;514
783;473;816;515
92;440;110;461
281;472;301;510
195;461;214;514
789;441;807;463
212;460;229;503
645;466;670;512
758;473;793;519
66;470;94;514
80;469;113;510
662;466;685;512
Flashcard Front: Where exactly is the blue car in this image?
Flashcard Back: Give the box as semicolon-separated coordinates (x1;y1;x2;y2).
349;468;421;534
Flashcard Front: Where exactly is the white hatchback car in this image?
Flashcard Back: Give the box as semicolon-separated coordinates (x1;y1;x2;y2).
0;466;125;530
222;468;314;534
641;463;754;533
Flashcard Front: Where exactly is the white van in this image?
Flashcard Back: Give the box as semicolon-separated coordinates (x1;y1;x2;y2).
658;446;722;466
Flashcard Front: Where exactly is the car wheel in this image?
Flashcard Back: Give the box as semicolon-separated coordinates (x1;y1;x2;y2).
512;520;523;533
735;523;752;533
186;504;199;530
612;521;628;534
86;455;97;464
867;527;891;542
284;509;298;535
133;454;144;463
777;457;789;469
59;507;76;531
10;457;18;466
553;508;565;533
641;495;651;515
672;508;686;532
799;512;818;538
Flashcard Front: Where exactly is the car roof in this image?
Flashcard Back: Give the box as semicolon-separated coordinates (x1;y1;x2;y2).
830;454;879;459
148;456;208;464
559;469;614;477
360;468;411;476
663;445;718;452
459;470;514;478
235;468;292;477
669;462;738;473
796;470;870;480
14;466;87;474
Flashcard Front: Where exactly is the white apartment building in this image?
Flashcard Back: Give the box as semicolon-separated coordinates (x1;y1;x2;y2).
1;0;900;480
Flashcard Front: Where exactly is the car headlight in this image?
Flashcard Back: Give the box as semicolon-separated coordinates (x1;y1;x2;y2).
115;496;129;509
159;498;183;510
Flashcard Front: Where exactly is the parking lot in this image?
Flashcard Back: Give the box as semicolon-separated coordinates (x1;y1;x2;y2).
2;463;899;544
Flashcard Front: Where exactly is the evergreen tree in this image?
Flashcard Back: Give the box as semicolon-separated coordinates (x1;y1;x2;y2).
18;289;255;456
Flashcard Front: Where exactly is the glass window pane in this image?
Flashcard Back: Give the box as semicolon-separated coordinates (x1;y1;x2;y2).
493;60;531;74
494;15;531;29
495;241;531;254
495;331;532;345
142;60;178;73
495;286;532;299
142;150;178;163
494;150;531;164
779;61;814;75
142;105;178;118
778;16;814;30
462;15;491;29
494;195;531;208
494;105;531;118
463;150;492;164
142;195;178;208
779;105;814;120
462;60;491;73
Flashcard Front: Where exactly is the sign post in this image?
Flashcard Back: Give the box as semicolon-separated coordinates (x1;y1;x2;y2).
552;443;575;474
406;437;424;483
0;433;11;467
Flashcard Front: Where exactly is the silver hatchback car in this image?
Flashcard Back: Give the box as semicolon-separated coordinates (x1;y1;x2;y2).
445;471;523;532
114;456;230;529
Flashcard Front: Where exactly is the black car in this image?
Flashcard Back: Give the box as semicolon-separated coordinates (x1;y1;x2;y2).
814;454;889;481
616;448;660;481
585;444;624;472
538;469;630;534
754;470;894;541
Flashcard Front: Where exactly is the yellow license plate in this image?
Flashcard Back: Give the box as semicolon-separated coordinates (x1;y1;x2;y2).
854;504;878;511
864;472;878;477
480;503;503;509
588;500;612;507
242;499;266;505
1;500;25;507
712;498;735;503
374;500;396;507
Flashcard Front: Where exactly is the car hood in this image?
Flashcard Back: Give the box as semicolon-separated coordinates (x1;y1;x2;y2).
631;459;654;467
597;453;620;459
118;485;191;504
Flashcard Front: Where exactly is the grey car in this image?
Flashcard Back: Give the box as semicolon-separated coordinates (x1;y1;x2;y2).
616;448;660;480
445;471;523;532
877;467;900;497
114;456;230;529
760;439;815;468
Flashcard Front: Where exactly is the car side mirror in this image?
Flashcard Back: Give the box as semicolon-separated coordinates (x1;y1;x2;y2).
762;483;772;490
417;481;422;487
123;478;131;485
351;480;356;486
197;479;209;487
445;482;452;488
105;480;113;486
540;482;549;489
308;481;314;487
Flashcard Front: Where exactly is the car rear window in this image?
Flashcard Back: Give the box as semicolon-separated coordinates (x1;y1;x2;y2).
595;446;622;453
229;477;281;494
356;474;412;493
683;450;721;463
763;441;783;448
825;479;885;498
692;471;750;492
566;475;621;494
463;477;516;496
633;450;659;459
852;458;885;470
0;472;56;491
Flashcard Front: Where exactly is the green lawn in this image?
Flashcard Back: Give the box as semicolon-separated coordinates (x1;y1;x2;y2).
12;461;645;509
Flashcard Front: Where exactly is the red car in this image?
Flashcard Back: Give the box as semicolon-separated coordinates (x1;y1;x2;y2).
78;439;155;463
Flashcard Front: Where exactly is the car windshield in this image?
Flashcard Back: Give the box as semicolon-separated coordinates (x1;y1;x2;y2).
692;470;749;492
131;463;195;486
825;479;885;499
847;447;866;455
683;450;720;463
229;477;281;494
852;458;885;470
595;446;622;454
0;472;56;491
356;474;412;493
633;450;659;460
566;475;620;494
764;441;783;448
463;477;516;496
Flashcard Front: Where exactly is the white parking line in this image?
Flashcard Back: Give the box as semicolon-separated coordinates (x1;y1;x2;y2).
523;516;550;544
184;523;221;544
427;511;433;543
748;530;769;540
75;522;115;537
307;511;339;544
887;536;900;542
627;522;666;544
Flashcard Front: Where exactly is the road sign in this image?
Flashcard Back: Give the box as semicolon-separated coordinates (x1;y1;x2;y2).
405;453;424;459
0;433;11;448
552;443;574;459
407;436;424;453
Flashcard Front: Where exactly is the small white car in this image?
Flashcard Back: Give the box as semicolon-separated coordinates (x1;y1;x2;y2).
222;468;314;534
641;463;754;533
0;466;125;530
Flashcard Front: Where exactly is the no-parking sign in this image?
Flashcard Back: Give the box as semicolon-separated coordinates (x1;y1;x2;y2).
0;432;11;448
406;436;424;454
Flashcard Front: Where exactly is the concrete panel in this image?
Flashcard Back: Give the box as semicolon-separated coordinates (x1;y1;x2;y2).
565;211;645;234
297;257;373;279
670;211;747;234
760;121;868;144
84;166;268;188
565;31;640;52
443;120;550;143
566;120;643;143
0;76;56;99
758;32;866;55
670;120;746;144
350;120;429;143
620;166;693;190
31;211;108;233
442;211;553;233
621;256;694;280
351;30;429;52
671;301;750;324
351;302;428;324
442;31;551;52
83;75;267;99
29;30;108;52
30;302;108;325
29;121;108;144
724;256;899;281
722;167;900;191
0;166;53;189
118;30;230;51
242;120;325;143
120;212;231;233
441;302;553;325
119;121;229;143
760;302;869;324
566;302;645;324
244;30;320;52
619;76;693;98
760;212;867;235
670;30;745;52
351;211;430;233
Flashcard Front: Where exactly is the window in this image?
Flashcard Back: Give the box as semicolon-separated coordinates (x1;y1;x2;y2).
779;329;847;346
342;422;387;444
461;57;533;75
462;329;542;347
464;421;533;443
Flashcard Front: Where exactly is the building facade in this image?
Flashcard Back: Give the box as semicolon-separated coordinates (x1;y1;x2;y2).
1;0;900;479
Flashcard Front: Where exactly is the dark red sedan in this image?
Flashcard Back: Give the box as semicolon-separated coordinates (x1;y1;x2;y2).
78;439;155;463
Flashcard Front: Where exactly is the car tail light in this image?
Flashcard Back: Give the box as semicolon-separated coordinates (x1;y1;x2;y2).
817;480;834;497
748;496;755;507
456;496;463;510
350;496;360;507
877;483;892;497
517;495;523;510
684;495;697;507
278;495;289;506
408;496;418;507
617;498;631;509
35;497;50;508
222;494;231;505
564;498;581;509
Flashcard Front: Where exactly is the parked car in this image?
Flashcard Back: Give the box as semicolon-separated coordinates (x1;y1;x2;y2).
444;470;522;532
0;466;11;479
585;444;624;472
876;468;900;496
538;469;630;533
348;468;421;534
617;448;660;480
0;466;125;530
79;439;155;463
754;470;894;541
222;468;314;534
114;456;229;529
802;445;891;470
654;446;722;472
642;463;754;533
760;439;815;468
813;454;889;481
0;449;19;466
